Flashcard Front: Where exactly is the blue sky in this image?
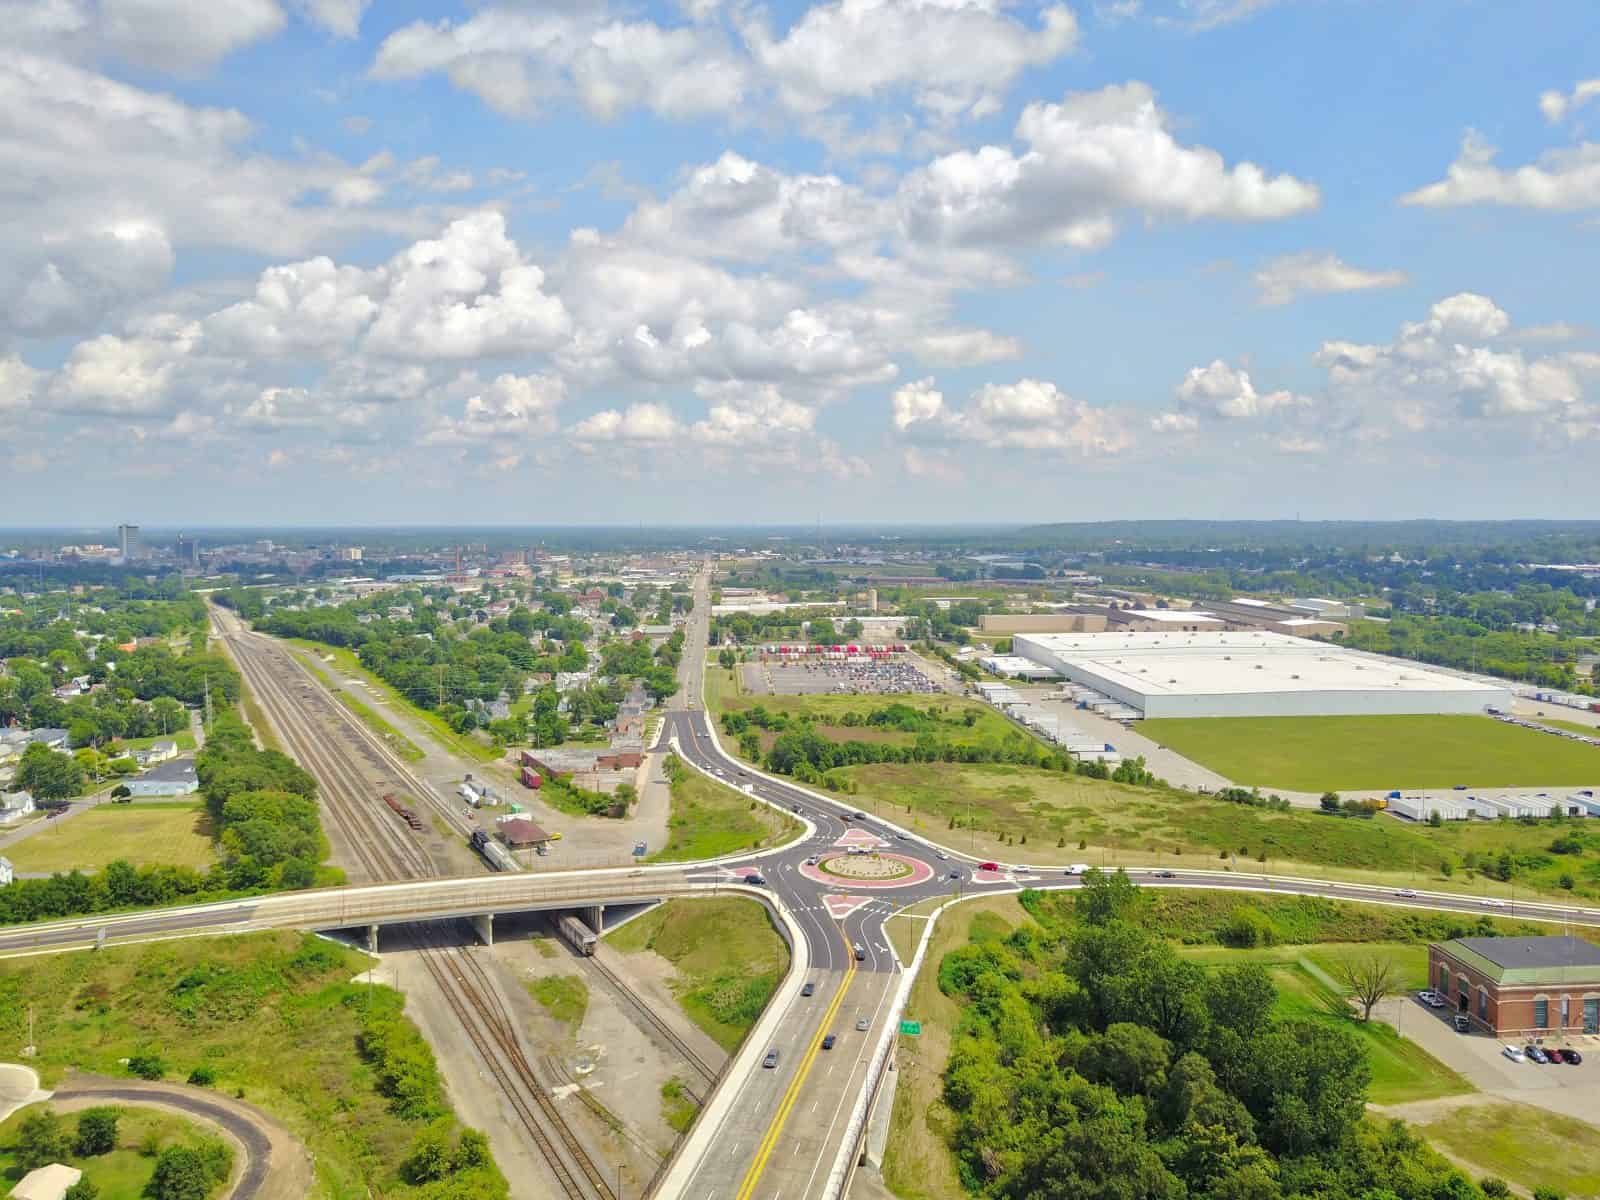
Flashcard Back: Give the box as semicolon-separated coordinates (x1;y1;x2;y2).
2;0;1597;525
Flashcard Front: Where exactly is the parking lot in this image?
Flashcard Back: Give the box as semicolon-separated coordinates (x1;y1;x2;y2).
743;657;940;696
1376;995;1600;1119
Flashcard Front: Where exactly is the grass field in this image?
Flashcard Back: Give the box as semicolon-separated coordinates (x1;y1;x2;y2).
528;975;589;1028
1417;1102;1600;1196
839;759;1600;898
0;1104;231;1200
648;765;801;862
1178;943;1473;1105
4;803;214;874
1141;714;1600;791
287;639;500;763
606;897;789;1052
0;931;496;1200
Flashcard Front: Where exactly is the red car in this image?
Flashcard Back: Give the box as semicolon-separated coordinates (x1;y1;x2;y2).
977;862;1000;872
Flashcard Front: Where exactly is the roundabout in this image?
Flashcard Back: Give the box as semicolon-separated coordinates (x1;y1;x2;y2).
799;851;935;889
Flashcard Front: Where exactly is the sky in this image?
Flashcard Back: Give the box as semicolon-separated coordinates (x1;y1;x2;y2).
2;0;1598;526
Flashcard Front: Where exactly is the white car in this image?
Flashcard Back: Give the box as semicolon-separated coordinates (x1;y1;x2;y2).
1482;898;1506;908
1395;888;1417;899
1502;1044;1527;1062
1417;990;1446;1009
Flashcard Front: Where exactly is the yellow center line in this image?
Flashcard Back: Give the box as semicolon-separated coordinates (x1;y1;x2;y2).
734;924;859;1200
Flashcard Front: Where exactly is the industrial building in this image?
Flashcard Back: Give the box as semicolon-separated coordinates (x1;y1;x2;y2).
1429;936;1600;1036
1201;598;1348;638
1012;630;1513;718
979;612;1108;634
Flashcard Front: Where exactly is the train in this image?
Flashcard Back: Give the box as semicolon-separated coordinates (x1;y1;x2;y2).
556;914;597;956
468;828;519;873
383;792;423;831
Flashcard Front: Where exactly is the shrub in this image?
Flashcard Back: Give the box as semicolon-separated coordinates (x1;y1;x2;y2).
14;1108;68;1171
75;1107;120;1156
187;1065;217;1086
127;1052;166;1079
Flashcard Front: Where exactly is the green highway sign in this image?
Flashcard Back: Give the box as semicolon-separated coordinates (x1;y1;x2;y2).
900;1020;921;1036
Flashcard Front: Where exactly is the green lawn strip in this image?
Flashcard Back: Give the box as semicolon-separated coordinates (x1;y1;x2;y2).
1417;1102;1600;1197
1141;714;1600;791
528;975;588;1028
647;766;801;862
286;639;500;763
0;931;506;1200
236;675;283;755
881;896;1027;1200
836;759;1600;900
659;1078;699;1135
605;897;789;1053
4;803;214;874
0;1104;231;1200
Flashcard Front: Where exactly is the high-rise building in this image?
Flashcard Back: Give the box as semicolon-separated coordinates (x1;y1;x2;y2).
117;524;141;560
175;532;200;564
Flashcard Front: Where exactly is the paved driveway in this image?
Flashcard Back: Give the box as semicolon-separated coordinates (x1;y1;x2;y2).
1375;996;1600;1120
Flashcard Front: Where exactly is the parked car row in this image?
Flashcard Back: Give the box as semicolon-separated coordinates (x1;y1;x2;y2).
1503;1043;1584;1065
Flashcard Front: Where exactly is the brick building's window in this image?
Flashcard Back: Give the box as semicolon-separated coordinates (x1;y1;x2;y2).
1535;999;1549;1028
1479;989;1488;1020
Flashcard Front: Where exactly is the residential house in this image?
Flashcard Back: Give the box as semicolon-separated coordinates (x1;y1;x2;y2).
134;739;179;768
0;791;36;824
125;758;199;797
0;856;13;887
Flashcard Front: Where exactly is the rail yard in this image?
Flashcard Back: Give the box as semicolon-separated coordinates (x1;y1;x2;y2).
213;604;641;1200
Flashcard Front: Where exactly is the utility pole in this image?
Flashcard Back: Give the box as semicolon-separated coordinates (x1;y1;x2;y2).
203;673;213;726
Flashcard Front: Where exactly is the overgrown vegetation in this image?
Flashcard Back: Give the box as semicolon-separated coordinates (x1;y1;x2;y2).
932;872;1510;1200
648;754;800;861
528;975;589;1028
0;932;507;1200
606;897;789;1052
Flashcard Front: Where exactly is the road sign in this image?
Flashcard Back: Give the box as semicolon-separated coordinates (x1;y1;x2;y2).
899;1020;921;1036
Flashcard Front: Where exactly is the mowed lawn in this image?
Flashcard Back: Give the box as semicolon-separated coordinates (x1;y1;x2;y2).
1417;1102;1600;1197
649;769;801;862
1141;714;1600;791
4;802;214;874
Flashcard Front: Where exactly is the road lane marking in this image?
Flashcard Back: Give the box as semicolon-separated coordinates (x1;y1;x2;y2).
734;926;857;1200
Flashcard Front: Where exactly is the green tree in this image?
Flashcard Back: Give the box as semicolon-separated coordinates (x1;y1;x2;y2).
1074;868;1141;927
14;1107;68;1170
75;1107;120;1156
15;742;86;801
64;1181;99;1200
1078;1022;1172;1096
149;1146;211;1200
1319;792;1341;813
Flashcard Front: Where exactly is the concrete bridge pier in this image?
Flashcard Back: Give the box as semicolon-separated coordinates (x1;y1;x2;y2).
470;913;495;946
366;925;379;954
583;904;605;936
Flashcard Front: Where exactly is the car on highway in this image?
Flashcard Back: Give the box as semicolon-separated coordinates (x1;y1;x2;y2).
1502;1045;1527;1062
854;811;868;820
1525;1044;1549;1064
1482;898;1506;908
855;1017;870;1031
894;832;909;840
1151;869;1175;879
822;1035;836;1050
792;804;803;813
936;852;949;861
853;942;866;961
743;872;766;886
978;862;1000;872
802;981;815;997
805;855;820;865
948;869;962;879
1395;888;1418;898
1417;990;1446;1008
763;1049;780;1068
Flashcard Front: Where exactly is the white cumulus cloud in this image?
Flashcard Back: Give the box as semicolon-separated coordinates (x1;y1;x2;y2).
1402;130;1600;212
1253;252;1407;306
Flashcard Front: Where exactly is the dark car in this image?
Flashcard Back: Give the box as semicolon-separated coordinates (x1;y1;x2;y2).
822;1034;836;1050
853;942;866;961
802;981;815;997
1565;1048;1583;1064
1525;1044;1549;1064
743;872;766;886
1452;1014;1471;1033
948;869;961;879
763;1049;779;1068
1152;869;1175;879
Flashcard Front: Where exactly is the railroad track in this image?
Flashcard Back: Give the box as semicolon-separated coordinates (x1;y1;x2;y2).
582;948;719;1099
217;616;617;1200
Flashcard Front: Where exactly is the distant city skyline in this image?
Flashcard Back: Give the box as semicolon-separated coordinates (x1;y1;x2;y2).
2;2;1596;523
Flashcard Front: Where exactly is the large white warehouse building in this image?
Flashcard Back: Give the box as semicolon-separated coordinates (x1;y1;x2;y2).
1013;631;1513;719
